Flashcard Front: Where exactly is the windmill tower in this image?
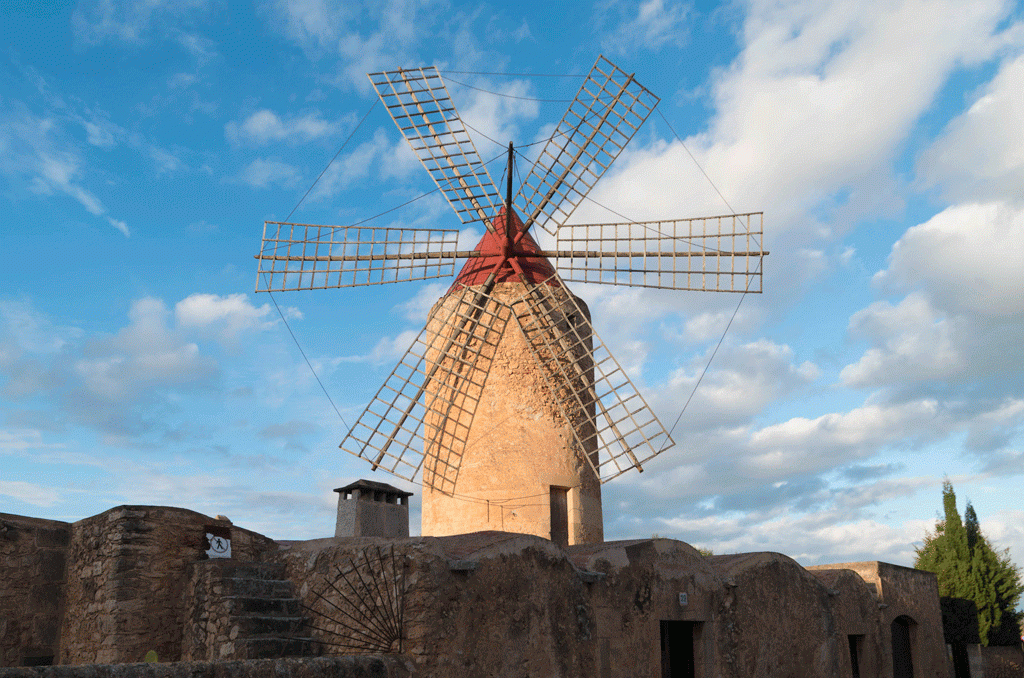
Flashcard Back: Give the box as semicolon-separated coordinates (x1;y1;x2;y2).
255;57;766;546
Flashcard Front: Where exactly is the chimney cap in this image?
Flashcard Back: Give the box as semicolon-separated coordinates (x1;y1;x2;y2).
333;479;413;498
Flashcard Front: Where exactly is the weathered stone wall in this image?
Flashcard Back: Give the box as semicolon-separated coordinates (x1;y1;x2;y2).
813;561;949;678
58;507;276;665
0;655;413;678
275;533;601;678
807;567;887;678
981;645;1024;678
0;514;71;667
275;533;944;678
421;283;603;545
573;538;722;678
335;498;409;540
182;560;312;662
712;553;851;676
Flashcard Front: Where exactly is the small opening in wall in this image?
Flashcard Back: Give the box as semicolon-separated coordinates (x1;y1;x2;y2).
848;635;864;678
891;615;916;678
549;486;568;547
22;656;54;667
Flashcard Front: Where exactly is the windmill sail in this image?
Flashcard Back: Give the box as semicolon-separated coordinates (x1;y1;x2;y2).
257;221;461;291
554;212;766;291
508;275;674;482
515;56;660;235
368;66;503;229
339;286;511;492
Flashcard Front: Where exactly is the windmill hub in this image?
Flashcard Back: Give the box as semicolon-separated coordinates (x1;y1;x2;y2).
451;206;558;290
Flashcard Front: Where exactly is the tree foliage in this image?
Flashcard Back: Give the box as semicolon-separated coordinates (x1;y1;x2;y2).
915;480;1024;646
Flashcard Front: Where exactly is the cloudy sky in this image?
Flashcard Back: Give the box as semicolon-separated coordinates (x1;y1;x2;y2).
2;0;1022;570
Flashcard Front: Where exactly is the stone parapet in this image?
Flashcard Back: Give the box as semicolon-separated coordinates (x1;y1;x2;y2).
0;514;71;667
58;507;277;665
0;655;414;678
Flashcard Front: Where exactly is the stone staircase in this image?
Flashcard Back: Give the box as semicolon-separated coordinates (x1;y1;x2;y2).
184;561;318;661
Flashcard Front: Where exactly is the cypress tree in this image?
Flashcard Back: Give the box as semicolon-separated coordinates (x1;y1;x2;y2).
914;481;1024;646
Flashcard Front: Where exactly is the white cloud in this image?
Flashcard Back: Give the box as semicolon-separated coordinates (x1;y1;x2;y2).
0;480;60;507
874;202;1024;316
843;202;1024;390
74;297;215;401
225;109;338;146
0;104;128;236
307;129;417;202
654;339;819;428
597;0;691;54
236;158;302;189
72;0;209;46
588;0;1016;245
265;0;350;51
840;293;964;388
745;400;942;477
457;78;540;152
918;52;1024;204
644;508;934;565
175;293;301;345
266;0;436;92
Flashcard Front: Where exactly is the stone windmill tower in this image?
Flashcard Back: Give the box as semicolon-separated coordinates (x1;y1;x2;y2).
255;57;766;546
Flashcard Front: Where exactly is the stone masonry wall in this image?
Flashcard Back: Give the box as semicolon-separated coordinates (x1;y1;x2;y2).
0;655;413;678
819;561;948;678
58;507;276;666
0;514;71;667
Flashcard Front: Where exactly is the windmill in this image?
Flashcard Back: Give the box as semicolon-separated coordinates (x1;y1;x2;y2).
256;56;765;545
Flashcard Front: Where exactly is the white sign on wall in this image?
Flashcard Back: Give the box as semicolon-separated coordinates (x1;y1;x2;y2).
205;532;231;559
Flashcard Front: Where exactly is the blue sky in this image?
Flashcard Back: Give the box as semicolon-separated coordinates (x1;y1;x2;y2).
2;0;1023;570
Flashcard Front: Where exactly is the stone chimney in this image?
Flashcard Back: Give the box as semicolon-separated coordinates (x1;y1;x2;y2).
333;479;412;538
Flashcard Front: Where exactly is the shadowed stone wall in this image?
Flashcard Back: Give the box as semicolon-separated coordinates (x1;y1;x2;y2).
812;561;948;678
0;514;71;667
0;655;413;678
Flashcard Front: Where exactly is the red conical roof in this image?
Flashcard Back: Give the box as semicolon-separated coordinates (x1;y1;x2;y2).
450;206;559;290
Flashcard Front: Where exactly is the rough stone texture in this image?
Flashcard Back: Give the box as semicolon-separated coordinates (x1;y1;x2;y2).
0;655;413;678
573;538;721;678
421;282;603;545
273;533;951;678
808;560;948;677
6;504;955;677
0;514;71;667
335;496;409;540
57;507;277;665
982;645;1024;678
182;561;315;661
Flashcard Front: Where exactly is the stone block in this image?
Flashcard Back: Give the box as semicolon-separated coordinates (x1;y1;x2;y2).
36;530;70;550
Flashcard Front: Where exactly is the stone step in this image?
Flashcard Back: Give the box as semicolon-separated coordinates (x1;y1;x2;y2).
224;596;302;616
232;636;320;660
220;576;295;599
215;561;287;580
231;614;308;637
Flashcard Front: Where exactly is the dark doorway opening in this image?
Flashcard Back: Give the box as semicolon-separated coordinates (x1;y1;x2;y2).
848;635;864;678
892;616;915;678
21;656;54;667
550;486;568;547
950;642;971;678
660;620;696;678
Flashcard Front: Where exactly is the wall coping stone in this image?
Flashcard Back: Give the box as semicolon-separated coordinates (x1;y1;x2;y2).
0;656;414;678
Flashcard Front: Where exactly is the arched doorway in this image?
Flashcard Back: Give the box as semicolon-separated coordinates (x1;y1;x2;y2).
891;615;915;678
